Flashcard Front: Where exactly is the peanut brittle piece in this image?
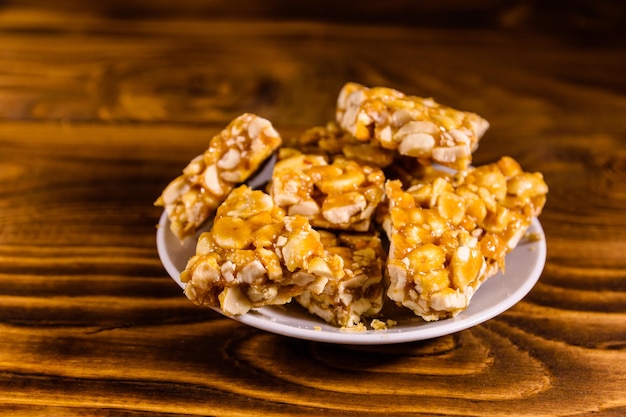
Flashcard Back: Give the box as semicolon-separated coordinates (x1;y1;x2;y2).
381;155;447;189
270;151;386;232
155;113;282;240
336;82;489;170
181;185;345;315
296;231;386;328
383;156;548;321
286;120;395;168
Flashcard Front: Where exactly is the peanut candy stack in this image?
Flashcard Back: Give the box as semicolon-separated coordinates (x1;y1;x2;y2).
383;156;548;321
296;231;386;328
155;113;282;240
270;150;386;232
181;185;345;315
336;82;490;170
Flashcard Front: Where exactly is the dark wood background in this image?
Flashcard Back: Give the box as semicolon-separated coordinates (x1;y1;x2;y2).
1;1;625;416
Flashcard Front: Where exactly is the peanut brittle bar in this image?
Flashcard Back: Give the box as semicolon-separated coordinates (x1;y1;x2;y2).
296;231;386;328
287;120;395;168
270;150;386;232
181;185;345;315
336;82;489;170
155;113;282;240
383;156;548;321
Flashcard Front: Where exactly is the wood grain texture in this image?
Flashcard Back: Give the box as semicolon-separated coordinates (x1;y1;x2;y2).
1;1;625;416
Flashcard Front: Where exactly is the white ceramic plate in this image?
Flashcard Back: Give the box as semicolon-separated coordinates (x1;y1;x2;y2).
156;210;546;345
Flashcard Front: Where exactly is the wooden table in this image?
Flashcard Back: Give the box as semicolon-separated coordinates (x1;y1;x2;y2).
1;1;625;416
